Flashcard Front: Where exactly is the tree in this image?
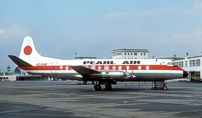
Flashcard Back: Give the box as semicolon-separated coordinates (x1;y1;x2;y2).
7;66;11;72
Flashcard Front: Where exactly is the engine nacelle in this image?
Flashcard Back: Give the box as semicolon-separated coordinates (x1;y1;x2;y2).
90;71;130;79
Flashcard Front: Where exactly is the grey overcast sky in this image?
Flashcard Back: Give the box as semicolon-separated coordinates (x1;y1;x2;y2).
0;0;202;71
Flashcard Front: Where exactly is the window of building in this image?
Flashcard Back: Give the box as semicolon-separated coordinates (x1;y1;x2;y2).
196;59;200;66
189;60;195;67
128;52;129;55
174;62;178;66
131;53;133;55
125;52;126;55
185;61;187;67
141;53;142;56
144;53;145;56
134;53;137;55
178;61;183;68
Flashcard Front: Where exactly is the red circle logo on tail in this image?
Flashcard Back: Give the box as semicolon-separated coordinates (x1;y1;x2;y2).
24;46;32;55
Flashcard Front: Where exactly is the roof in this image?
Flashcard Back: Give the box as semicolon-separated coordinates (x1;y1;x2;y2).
187;55;202;59
157;57;184;60
75;56;97;59
112;49;149;53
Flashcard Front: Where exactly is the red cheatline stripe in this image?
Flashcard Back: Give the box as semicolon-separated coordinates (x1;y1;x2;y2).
19;65;182;71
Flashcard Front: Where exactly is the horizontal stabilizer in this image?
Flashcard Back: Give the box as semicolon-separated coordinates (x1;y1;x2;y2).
70;66;100;76
8;55;32;67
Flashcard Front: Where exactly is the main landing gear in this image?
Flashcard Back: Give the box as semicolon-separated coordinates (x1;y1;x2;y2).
105;83;112;91
92;81;113;91
151;81;168;91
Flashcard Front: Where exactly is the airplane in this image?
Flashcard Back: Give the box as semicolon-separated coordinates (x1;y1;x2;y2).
8;36;188;91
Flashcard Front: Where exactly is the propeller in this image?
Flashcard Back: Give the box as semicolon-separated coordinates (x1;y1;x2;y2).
132;70;133;88
125;66;127;87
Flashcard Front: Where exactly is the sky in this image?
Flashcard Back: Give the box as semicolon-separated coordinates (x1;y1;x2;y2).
0;0;202;71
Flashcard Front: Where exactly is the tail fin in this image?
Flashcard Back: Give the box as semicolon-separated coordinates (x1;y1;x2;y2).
19;36;42;64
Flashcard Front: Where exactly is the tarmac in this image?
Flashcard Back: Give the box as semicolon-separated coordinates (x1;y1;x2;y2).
0;80;202;118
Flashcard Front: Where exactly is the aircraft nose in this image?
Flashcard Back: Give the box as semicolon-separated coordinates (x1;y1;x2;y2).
183;70;188;78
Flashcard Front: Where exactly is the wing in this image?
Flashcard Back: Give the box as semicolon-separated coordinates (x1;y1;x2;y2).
70;66;100;76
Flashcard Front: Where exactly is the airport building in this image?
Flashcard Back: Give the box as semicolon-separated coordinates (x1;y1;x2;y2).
0;72;51;81
75;56;97;59
174;55;202;81
111;49;149;59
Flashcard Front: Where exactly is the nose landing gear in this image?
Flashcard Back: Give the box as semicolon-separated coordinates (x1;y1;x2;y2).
151;81;167;91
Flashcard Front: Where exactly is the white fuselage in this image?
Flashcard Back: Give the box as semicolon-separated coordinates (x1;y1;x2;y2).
19;59;185;81
9;36;187;82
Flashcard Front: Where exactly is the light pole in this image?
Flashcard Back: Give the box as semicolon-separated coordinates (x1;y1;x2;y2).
174;54;176;60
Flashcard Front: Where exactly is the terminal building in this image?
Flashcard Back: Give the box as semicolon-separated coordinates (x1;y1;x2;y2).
0;71;51;81
111;49;149;59
174;55;202;81
0;74;50;81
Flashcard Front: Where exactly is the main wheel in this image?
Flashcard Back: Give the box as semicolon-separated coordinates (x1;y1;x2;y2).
105;84;112;90
163;86;167;91
83;81;87;85
94;85;101;91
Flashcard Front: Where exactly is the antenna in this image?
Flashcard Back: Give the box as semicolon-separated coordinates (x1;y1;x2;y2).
74;52;77;59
